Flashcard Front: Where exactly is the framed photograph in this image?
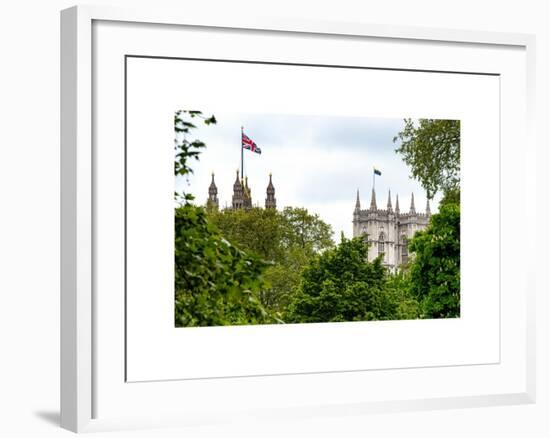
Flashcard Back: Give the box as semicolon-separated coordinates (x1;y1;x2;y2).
61;5;536;432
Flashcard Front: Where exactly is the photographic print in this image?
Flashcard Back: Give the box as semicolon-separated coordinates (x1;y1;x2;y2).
174;110;460;327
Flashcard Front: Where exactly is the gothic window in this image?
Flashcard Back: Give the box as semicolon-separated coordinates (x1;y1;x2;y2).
401;235;408;264
378;232;385;256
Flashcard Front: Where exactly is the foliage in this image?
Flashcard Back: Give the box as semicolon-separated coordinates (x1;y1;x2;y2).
207;206;334;313
207;206;334;262
172;109;461;327
259;246;309;312
174;204;279;327
440;187;460;207
393;118;460;199
384;270;421;320
408;203;461;318
280;207;334;255
174;111;279;327
207;207;287;263
174;110;217;203
285;237;397;323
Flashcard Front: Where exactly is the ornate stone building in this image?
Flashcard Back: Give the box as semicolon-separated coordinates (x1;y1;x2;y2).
353;189;431;270
206;171;276;210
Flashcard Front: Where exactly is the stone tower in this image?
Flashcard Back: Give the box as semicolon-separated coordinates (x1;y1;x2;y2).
231;170;244;209
265;173;276;209
206;172;219;209
352;189;431;271
211;171;276;210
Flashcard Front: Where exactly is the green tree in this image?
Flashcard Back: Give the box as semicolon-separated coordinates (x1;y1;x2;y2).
207;207;287;262
384;270;421;320
174;204;278;327
393;118;460;199
207;206;334;263
280;207;334;255
408;203;460;318
174;111;279;327
285;237;396;323
207;206;334;313
261;246;309;312
440;187;460;206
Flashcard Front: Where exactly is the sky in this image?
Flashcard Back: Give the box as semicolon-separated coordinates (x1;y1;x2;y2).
175;111;443;240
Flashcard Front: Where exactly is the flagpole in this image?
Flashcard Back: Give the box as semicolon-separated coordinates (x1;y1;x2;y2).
241;126;244;180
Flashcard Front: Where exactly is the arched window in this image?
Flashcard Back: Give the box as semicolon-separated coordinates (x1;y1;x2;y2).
401;235;408;264
378;232;385;256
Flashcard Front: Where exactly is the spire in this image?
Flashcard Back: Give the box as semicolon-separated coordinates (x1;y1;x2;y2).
208;172;217;193
232;170;244;209
370;188;377;210
387;189;393;212
395;194;400;214
265;173;276;209
409;192;416;214
207;172;219;209
426;197;431;216
354;189;361;211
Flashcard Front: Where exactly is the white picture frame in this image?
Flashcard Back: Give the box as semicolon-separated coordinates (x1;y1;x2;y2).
60;5;536;433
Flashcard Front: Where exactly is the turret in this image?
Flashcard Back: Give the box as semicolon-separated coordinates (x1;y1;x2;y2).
232;170;244;209
409;192;416;214
265;173;276;209
354;189;361;212
369;188;377;211
387;189;393;212
207;172;219;209
395;194;400;214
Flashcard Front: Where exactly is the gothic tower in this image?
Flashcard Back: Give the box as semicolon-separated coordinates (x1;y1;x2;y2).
352;188;431;271
265;173;276;209
232;170;244;209
243;176;253;209
207;172;219;209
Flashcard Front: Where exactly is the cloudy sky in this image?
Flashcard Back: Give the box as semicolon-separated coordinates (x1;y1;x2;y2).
175;111;443;240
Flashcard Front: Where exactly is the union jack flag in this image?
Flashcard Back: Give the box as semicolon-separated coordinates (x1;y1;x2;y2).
242;132;262;154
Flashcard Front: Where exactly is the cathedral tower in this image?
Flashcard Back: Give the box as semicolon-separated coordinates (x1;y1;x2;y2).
207;172;219;209
265;173;276;209
232;170;244;209
352;188;431;271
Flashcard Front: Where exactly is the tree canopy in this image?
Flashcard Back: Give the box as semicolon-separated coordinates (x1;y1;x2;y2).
207;206;334;313
285;237;398;323
393;118;460;200
174;204;279;326
174;111;277;326
408;203;461;318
